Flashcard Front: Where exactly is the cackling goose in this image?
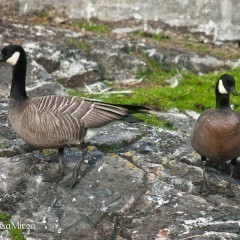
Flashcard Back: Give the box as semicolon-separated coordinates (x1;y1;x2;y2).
191;74;240;195
0;44;150;187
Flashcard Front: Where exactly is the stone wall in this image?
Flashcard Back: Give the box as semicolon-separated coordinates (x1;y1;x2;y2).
1;0;240;41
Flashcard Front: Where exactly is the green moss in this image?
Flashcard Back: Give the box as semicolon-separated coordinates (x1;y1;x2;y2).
72;22;109;33
66;68;240;112
0;142;4;158
132;30;169;42
233;53;240;59
97;144;121;152
0;212;25;240
136;54;179;84
184;42;210;53
67;38;91;51
39;10;52;21
65;58;240;128
133;113;176;130
40;149;56;155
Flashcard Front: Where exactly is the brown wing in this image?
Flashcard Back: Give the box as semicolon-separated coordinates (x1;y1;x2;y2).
31;95;129;128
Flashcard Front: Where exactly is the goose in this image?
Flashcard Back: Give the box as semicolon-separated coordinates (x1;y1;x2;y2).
191;74;240;195
0;44;150;187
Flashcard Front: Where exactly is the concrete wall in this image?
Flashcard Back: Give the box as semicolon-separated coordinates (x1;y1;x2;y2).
2;0;240;41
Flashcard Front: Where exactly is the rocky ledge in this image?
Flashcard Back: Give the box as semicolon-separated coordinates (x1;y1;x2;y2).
0;19;240;240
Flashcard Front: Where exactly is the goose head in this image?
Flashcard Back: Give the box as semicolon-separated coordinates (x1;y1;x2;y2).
0;45;26;66
0;45;28;100
215;74;238;109
216;74;238;96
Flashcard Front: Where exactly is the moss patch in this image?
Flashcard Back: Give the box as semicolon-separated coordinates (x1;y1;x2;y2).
66;38;91;51
132;30;170;42
0;212;25;240
72;21;110;33
66;67;240;118
184;42;210;54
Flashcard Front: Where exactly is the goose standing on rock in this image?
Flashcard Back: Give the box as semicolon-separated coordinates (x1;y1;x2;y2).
191;74;240;195
0;44;150;188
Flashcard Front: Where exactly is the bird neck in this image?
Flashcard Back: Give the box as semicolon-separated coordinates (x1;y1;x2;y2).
216;94;231;109
10;59;28;101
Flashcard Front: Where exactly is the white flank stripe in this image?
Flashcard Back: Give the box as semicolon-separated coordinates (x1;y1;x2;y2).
81;102;95;121
71;99;85;116
60;97;76;114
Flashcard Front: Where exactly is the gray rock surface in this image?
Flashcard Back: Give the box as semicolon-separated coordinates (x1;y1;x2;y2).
1;102;240;239
1;0;240;41
1;19;240;240
0;20;239;95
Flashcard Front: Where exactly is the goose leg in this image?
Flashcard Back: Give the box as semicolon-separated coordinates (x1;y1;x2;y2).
61;145;88;188
42;148;67;183
200;156;210;193
224;158;237;197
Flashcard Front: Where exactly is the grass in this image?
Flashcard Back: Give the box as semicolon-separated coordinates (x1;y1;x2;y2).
136;54;180;84
0;212;25;240
66;64;240;116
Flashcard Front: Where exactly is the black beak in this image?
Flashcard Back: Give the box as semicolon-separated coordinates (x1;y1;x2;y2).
230;87;238;96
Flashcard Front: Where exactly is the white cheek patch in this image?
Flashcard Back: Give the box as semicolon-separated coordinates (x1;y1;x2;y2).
218;79;228;94
6;52;20;66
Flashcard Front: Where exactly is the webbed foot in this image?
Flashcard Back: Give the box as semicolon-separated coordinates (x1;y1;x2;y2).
199;181;210;194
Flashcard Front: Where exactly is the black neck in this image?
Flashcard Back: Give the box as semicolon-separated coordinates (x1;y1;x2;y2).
216;92;231;109
10;57;28;101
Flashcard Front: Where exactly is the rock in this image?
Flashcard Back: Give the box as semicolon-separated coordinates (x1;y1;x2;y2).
83;81;109;93
155;108;196;134
2;1;240;42
112;27;141;35
164;73;182;88
1;19;240;240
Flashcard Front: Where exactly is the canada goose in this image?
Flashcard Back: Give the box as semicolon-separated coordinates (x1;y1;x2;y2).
191;74;240;194
0;44;150;187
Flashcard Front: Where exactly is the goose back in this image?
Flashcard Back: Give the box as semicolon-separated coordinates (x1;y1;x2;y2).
191;108;240;161
9;95;130;148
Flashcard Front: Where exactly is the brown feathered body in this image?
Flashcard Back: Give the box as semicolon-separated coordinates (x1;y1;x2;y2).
0;44;150;187
191;108;240;162
9;95;131;149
